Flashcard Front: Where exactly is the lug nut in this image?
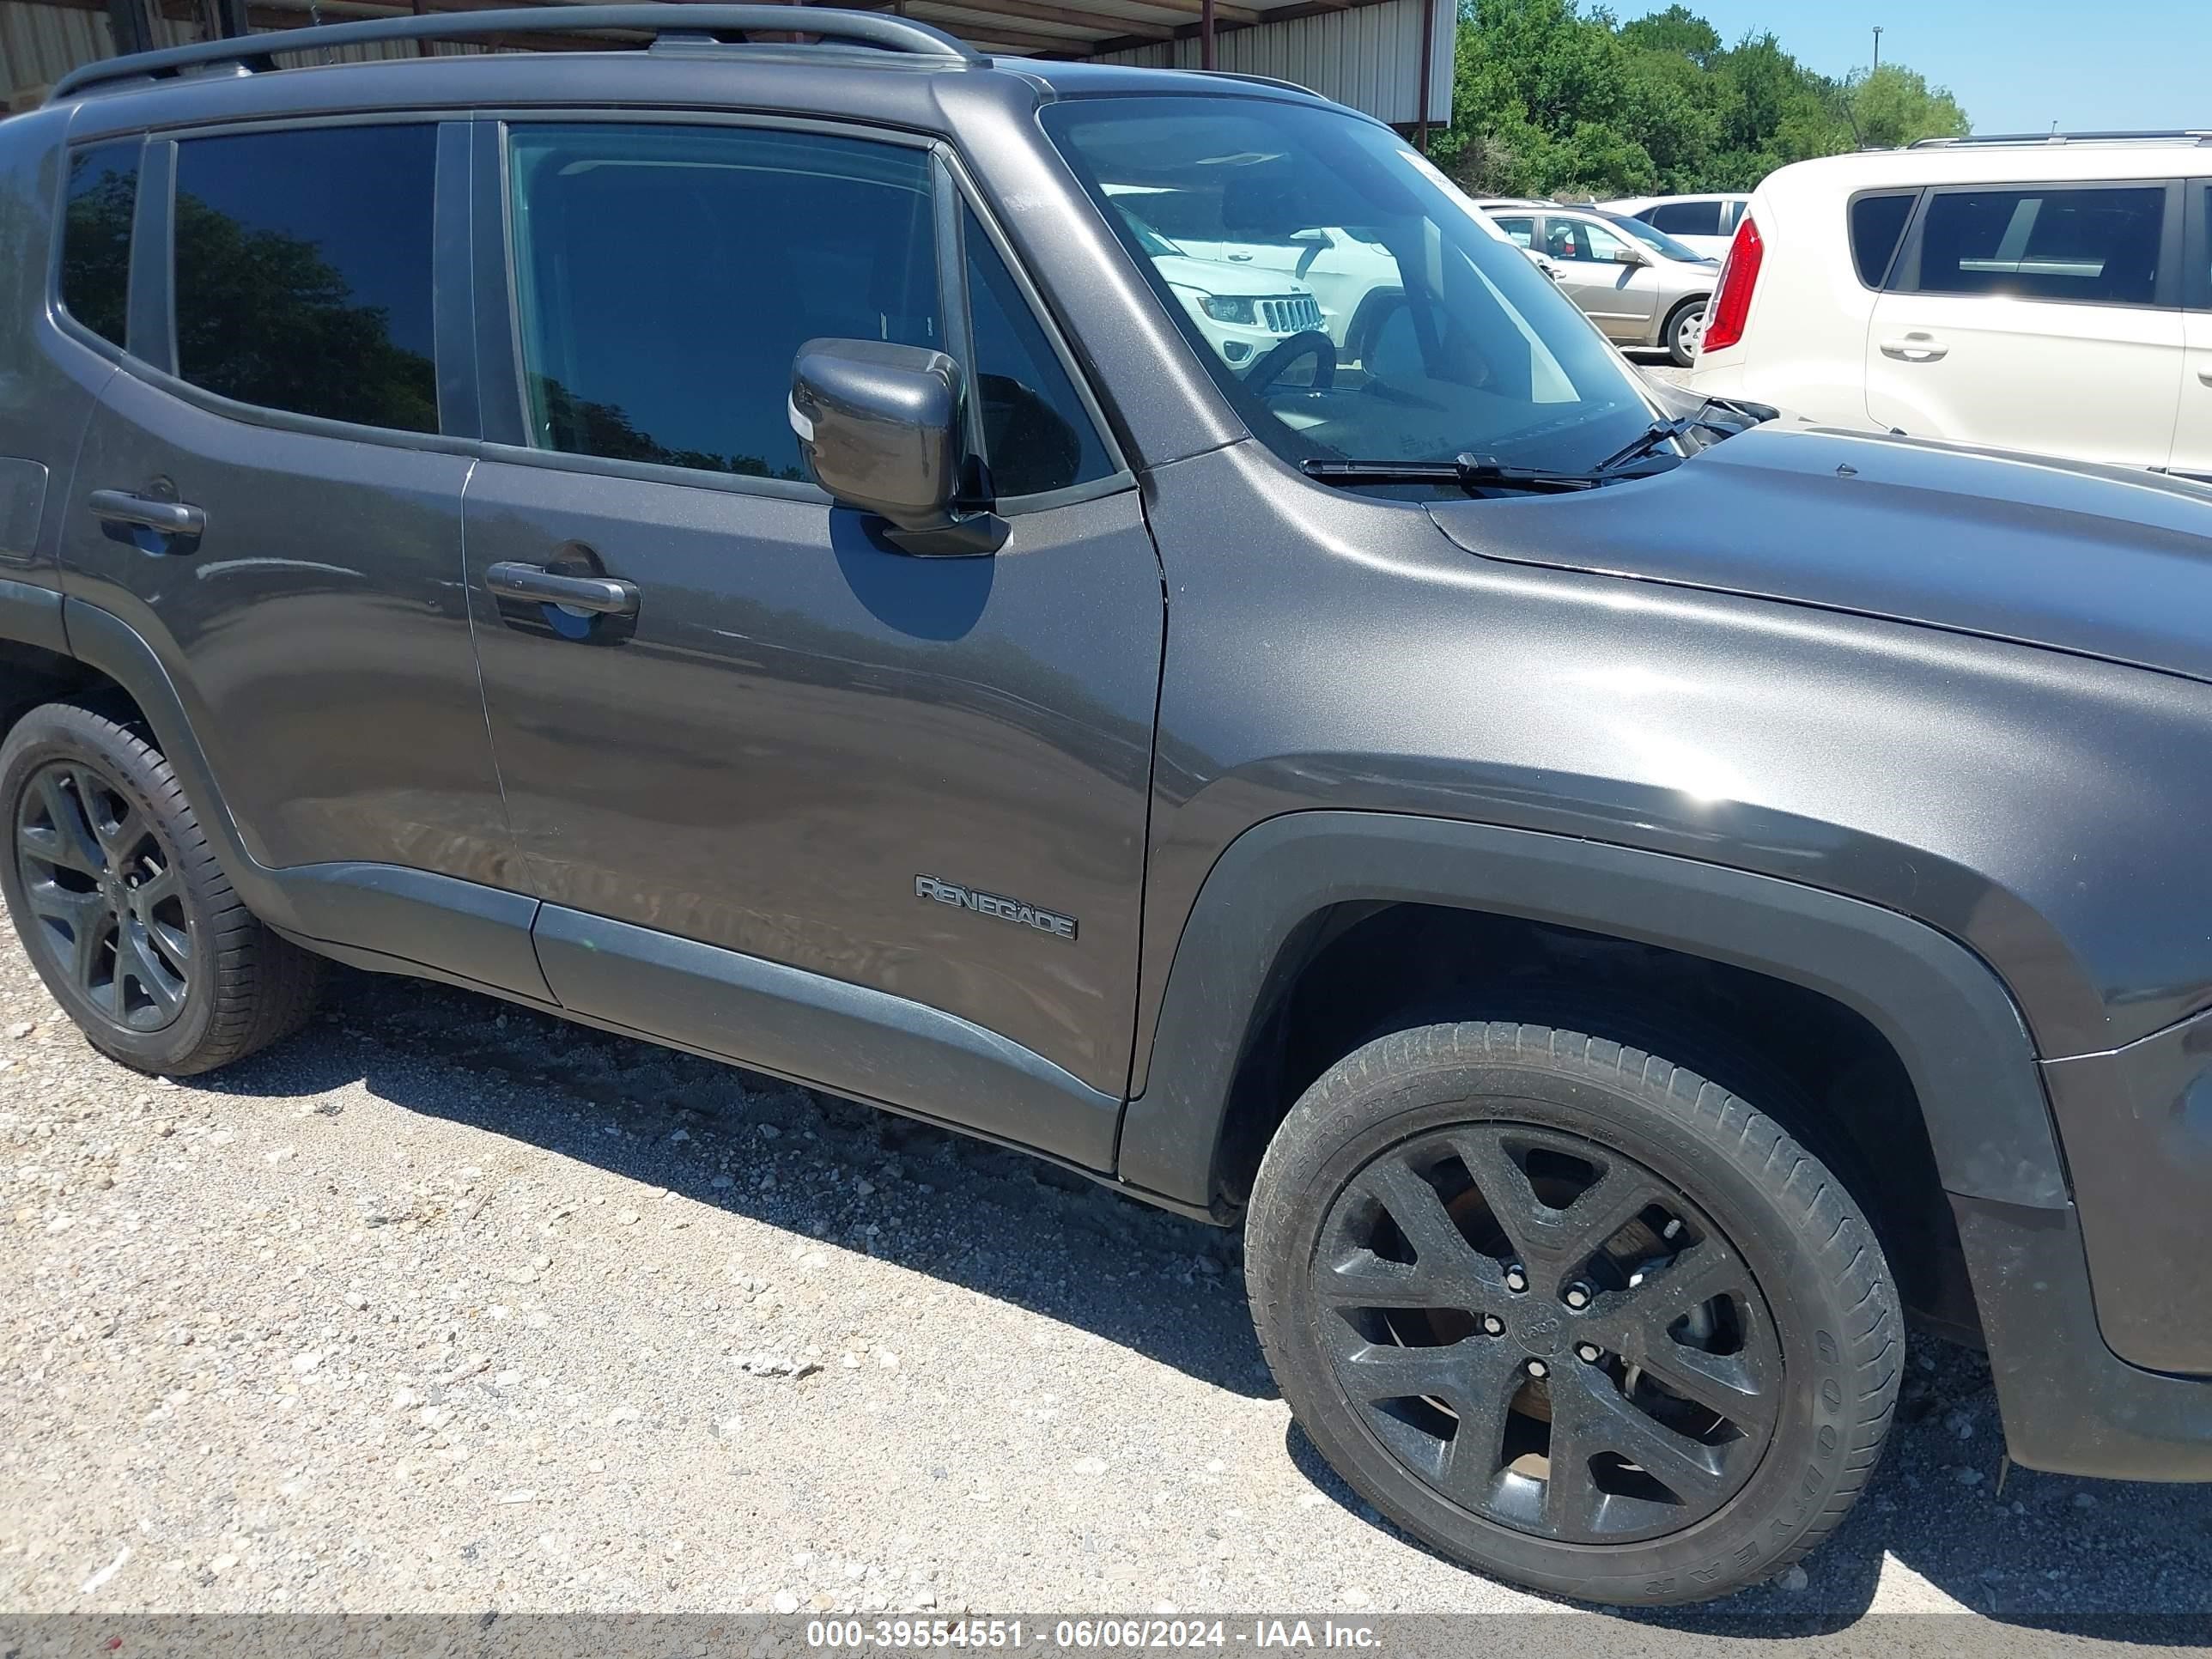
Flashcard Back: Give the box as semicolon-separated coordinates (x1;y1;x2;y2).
1564;1284;1592;1310
1504;1265;1528;1294
1525;1359;1549;1379
1481;1314;1505;1336
1576;1342;1602;1364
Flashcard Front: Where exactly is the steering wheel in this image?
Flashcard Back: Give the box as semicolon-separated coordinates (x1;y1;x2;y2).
1244;329;1337;394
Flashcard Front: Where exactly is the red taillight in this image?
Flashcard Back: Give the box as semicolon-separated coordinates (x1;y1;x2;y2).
1701;214;1763;356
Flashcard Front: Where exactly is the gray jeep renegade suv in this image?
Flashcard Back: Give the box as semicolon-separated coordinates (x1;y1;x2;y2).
4;5;2212;1606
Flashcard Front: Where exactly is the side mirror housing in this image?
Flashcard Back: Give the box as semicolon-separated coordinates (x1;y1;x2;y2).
1613;244;1649;266
790;338;1006;556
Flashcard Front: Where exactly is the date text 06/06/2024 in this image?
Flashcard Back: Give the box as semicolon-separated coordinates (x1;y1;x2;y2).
804;1620;1382;1650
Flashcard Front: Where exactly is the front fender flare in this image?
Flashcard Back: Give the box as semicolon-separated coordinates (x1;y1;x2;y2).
1116;810;2063;1213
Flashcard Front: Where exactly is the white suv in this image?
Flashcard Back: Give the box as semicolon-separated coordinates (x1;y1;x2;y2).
1600;193;1751;260
1685;133;2212;480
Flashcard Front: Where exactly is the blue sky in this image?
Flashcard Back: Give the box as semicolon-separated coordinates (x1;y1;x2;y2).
1627;2;2207;136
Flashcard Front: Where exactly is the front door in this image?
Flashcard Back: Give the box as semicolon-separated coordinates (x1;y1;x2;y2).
462;118;1162;1165
1544;216;1658;341
1866;181;2184;469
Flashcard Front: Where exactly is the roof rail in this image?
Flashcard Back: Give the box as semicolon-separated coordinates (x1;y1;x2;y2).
48;3;982;101
1910;129;2212;148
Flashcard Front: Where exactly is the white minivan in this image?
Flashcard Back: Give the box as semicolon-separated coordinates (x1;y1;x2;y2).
1685;133;2212;481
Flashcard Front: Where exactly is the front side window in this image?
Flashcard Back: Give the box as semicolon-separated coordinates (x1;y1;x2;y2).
1548;216;1632;265
173;125;438;432
1910;185;2168;307
1042;96;1654;484
507;124;938;481
59;140;139;350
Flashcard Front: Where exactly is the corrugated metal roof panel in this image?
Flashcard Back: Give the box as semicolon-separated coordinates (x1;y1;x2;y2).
3;0;1449;125
1093;0;1450;127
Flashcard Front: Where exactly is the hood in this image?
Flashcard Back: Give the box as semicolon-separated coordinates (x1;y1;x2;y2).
1426;425;2212;686
1152;252;1312;298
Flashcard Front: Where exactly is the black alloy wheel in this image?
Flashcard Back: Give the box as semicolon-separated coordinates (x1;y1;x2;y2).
1247;1022;1898;1606
15;758;191;1031
0;700;322;1075
1315;1121;1777;1544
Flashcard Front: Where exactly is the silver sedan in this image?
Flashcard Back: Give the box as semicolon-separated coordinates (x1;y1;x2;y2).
1475;199;1720;367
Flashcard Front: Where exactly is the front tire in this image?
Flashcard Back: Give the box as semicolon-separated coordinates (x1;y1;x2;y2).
1665;301;1705;367
1247;1022;1897;1606
0;700;321;1076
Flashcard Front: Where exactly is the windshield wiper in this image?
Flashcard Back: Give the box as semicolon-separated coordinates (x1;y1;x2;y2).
1298;453;1607;495
1593;395;1778;474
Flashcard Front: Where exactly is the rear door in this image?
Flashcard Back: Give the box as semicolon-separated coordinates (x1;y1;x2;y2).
1865;179;2185;469
2174;179;2212;482
460;117;1162;1165
57;119;524;939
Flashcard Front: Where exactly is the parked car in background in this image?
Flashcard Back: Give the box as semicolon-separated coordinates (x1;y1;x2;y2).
1477;198;1718;365
1113;211;1331;376
1105;181;1400;357
1600;192;1752;259
1685;133;2212;481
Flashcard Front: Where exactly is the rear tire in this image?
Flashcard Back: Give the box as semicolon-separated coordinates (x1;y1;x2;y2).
1247;1021;1898;1606
1;700;321;1076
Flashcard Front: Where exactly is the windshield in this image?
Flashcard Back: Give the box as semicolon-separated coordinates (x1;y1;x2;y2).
1603;213;1712;264
1041;96;1658;482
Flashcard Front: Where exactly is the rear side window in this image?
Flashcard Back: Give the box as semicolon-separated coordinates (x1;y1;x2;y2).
963;210;1112;499
1650;200;1723;237
1489;215;1537;247
173;125;439;432
1908;185;2168;307
1850;191;1917;288
59;141;139;349
507;124;938;480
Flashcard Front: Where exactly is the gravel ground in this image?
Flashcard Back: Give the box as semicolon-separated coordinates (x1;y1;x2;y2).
5;892;2212;1638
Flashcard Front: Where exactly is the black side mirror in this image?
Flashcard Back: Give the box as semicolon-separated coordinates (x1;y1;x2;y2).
790;339;1006;556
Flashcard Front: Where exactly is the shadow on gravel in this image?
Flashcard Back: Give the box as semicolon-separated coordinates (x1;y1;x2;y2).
192;963;2212;1634
192;964;1273;1401
1285;1352;2212;1637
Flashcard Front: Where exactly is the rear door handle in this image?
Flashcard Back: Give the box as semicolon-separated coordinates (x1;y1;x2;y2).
483;560;640;617
88;489;205;538
1880;333;1948;363
2197;363;2212;387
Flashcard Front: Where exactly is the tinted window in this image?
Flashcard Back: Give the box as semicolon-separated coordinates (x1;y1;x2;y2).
173;125;437;432
1650;199;1723;236
1850;191;1917;288
1911;185;2167;306
60;141;139;349
963;211;1112;498
508;124;937;481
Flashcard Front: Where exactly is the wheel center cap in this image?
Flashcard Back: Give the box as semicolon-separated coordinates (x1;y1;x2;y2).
1515;1307;1564;1358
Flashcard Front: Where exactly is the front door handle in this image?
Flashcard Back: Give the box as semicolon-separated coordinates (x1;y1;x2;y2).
88;489;205;538
483;561;640;617
1880;333;1949;363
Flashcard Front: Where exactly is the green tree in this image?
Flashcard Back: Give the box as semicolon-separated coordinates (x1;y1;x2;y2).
1435;2;1973;198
